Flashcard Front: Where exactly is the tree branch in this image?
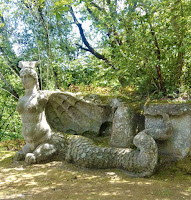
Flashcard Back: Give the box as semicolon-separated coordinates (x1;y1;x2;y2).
0;109;16;130
0;46;20;76
90;2;107;13
0;87;19;100
86;3;122;46
149;23;165;94
75;44;90;52
69;7;116;69
0;15;20;76
86;6;112;38
0;72;19;99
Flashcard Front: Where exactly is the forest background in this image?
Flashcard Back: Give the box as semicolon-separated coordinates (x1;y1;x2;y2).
0;0;191;142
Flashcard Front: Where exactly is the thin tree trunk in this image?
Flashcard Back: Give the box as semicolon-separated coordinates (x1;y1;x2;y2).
149;23;166;94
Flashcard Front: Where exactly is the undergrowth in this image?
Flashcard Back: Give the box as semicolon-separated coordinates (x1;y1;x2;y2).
0;138;25;151
1;85;191;143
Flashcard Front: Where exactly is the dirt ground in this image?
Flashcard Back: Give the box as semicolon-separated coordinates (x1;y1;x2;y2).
0;148;191;200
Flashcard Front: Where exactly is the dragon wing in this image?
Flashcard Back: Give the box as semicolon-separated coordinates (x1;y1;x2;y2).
45;91;112;135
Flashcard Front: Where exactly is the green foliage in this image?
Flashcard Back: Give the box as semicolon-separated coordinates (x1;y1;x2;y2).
1;0;190;95
0;57;23;141
0;94;22;141
0;138;25;151
0;0;191;140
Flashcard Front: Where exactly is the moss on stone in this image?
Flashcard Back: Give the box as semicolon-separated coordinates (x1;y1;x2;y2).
0;145;191;200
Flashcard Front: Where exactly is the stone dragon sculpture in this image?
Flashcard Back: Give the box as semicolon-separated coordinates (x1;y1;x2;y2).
15;61;173;177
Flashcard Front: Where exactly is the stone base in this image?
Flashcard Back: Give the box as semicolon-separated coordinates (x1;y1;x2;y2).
144;104;191;159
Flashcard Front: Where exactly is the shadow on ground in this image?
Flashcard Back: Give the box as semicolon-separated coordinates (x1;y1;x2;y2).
0;148;191;200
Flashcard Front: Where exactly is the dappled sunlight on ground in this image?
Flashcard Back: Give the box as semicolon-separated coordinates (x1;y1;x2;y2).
0;149;191;200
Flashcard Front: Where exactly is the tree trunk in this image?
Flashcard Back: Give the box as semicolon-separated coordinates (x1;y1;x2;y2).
149;23;166;95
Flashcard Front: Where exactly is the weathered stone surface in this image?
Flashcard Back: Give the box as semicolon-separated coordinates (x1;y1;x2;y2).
15;61;191;177
144;113;173;141
65;132;158;177
111;106;135;148
144;104;191;116
15;61;57;164
45;92;112;136
144;104;191;158
15;61;158;177
111;103;144;148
